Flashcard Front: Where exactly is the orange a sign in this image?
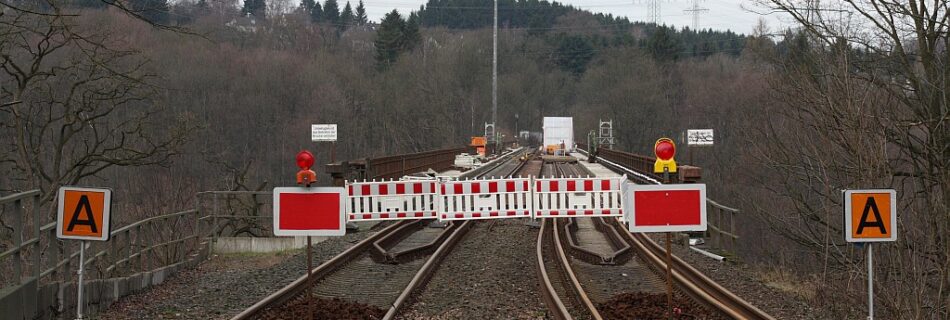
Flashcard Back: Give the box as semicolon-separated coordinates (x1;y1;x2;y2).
844;189;896;242
57;187;112;241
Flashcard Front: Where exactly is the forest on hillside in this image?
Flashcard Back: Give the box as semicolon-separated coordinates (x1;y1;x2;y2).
1;0;947;318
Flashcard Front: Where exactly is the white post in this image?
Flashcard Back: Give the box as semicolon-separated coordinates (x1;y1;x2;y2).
868;243;873;320
76;241;85;320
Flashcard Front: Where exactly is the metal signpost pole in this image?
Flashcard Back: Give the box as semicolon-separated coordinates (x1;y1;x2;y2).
843;189;896;320
663;168;673;320
666;231;673;320
689;146;693;166
57;187;112;320
296;149;318;320
492;0;498;151
76;241;85;320
868;244;873;320
307;235;313;320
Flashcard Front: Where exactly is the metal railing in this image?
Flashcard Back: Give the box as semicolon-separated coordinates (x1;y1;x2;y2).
579;146;742;257
0;145;476;319
0;189;277;320
0;190;205;289
368;147;467;179
195;191;273;250
706;199;740;256
594;147;658;179
0;190;43;287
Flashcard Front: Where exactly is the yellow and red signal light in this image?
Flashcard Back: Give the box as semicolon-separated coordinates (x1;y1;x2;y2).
653;138;677;174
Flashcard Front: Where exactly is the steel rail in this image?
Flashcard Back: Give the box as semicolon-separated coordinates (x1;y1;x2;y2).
230;220;410;320
385;152;533;319
381;220;473;319
557;156;772;319
552;218;603;320
582;148;774;320
536;219;572;320
501;154;528;177
535;160;603;320
618;226;774;320
234;152;529;320
371;219;458;263
560;217;631;265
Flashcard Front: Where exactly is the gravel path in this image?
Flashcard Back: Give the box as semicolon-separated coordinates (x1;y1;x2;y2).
398;219;546;319
94;225;384;320
662;237;830;319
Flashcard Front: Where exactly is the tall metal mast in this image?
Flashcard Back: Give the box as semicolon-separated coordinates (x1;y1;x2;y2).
492;0;498;144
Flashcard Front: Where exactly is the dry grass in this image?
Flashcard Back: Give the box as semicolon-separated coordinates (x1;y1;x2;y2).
754;266;818;302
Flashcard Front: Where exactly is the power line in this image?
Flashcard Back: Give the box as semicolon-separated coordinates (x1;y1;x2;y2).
683;0;709;30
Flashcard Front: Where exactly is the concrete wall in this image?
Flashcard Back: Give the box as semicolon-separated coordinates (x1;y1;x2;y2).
212;236;326;254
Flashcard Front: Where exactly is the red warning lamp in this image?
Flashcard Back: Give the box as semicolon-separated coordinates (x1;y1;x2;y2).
654;139;676;160
653;138;678;174
296;150;317;186
296;150;315;169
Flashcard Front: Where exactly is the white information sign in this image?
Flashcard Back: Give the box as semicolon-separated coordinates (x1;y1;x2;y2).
311;124;337;142
686;129;714;146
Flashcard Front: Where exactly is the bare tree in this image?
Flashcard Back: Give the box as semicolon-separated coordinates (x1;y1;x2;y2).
0;2;193;205
750;0;949;317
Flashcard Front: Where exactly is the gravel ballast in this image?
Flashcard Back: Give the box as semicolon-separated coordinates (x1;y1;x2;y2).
398;219;546;319
95;226;383;320
663;236;827;319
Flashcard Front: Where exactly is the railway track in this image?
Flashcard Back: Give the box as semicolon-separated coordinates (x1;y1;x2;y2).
576;149;774;319
236;149;771;319
232;151;527;320
537;161;660;320
611;221;773;319
537;157;773;320
390;154;543;319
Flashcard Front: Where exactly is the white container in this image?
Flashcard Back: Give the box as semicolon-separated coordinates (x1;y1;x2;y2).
542;117;574;153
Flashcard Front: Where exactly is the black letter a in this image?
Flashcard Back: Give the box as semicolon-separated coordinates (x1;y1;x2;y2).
67;195;98;233
856;197;886;235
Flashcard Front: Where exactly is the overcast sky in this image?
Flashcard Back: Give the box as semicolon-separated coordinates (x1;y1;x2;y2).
355;0;792;35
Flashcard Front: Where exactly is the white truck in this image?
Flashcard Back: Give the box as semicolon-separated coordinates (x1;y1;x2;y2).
542;117;574;154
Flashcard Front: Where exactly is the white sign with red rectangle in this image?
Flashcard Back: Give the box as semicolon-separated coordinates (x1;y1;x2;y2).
623;184;707;232
345;180;438;221
273;187;346;236
439;178;532;220
533;176;625;218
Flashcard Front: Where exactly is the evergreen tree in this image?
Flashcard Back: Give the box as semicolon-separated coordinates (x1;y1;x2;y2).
375;10;406;69
129;0;169;24
355;0;367;25
301;0;316;12
311;2;323;22
403;13;422;51
323;0;340;24
648;25;681;61
242;0;266;19
69;0;107;8
340;2;354;28
193;0;211;17
555;35;594;75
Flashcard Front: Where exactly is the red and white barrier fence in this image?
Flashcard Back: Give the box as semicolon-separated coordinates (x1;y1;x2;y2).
438;178;533;220
533;175;625;218
345;180;438;221
343;175;626;221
